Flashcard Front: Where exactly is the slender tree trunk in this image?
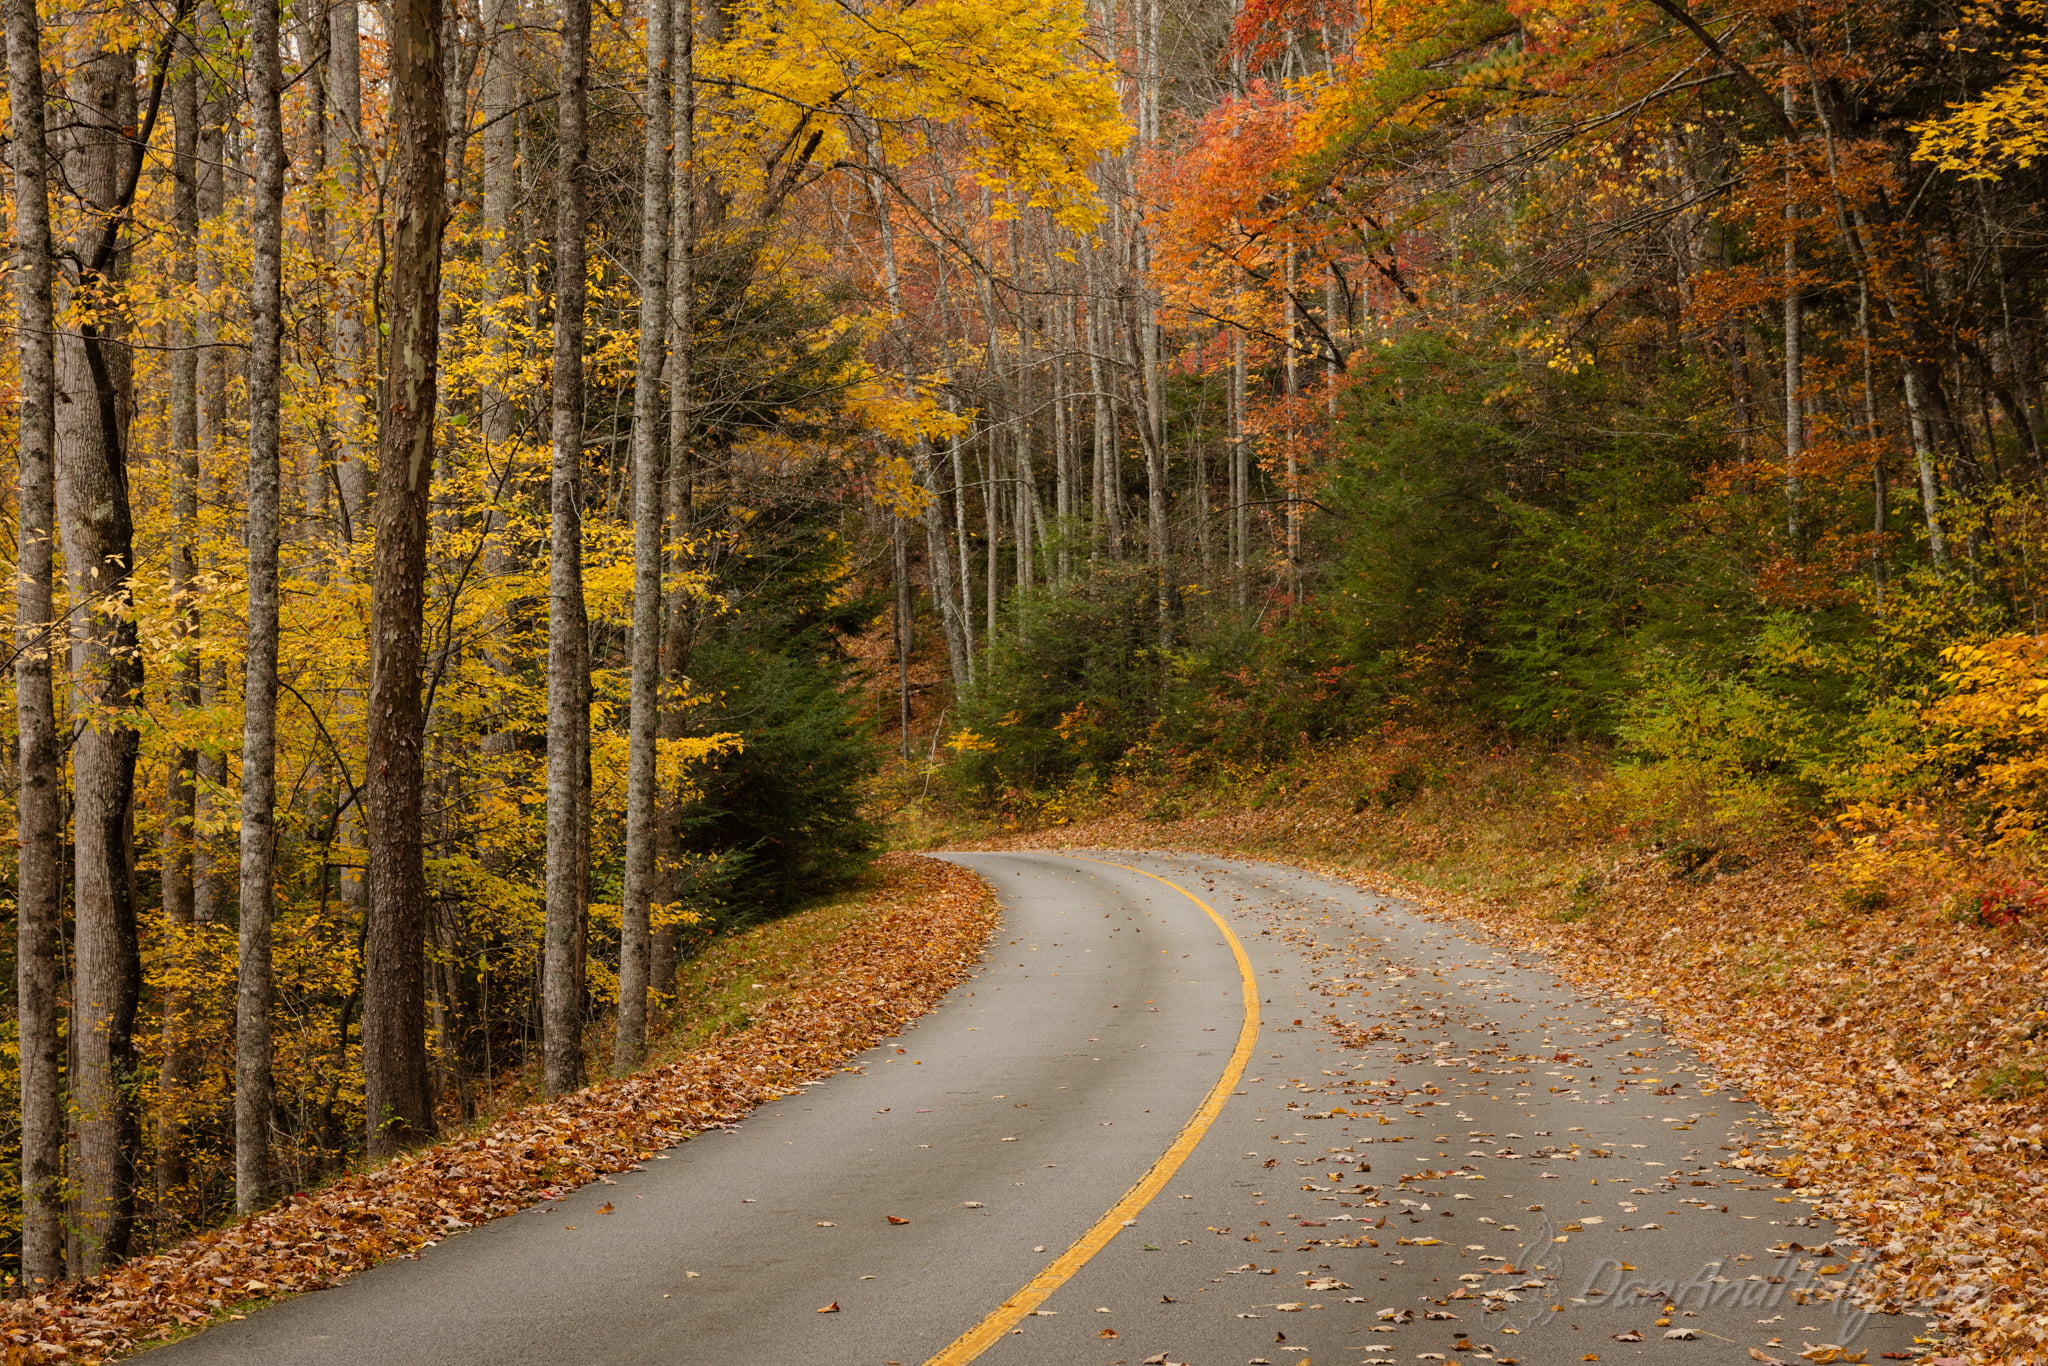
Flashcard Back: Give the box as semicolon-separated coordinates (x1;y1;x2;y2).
331;0;370;537
157;39;203;1232
191;51;229;927
235;0;286;1213
8;0;64;1285
896;518;913;757
302;8;332;533
1193;377;1210;582
57;41;146;1277
950;417;976;671
1230;326;1248;610
1903;364;1950;566
1054;290;1074;585
984;441;1001;639
544;0;593;1097
653;0;697;1000
1084;250;1118;557
479;0;521;506
923;471;968;690
1283;244;1300;602
363;0;448;1158
1782;60;1804;553
617;0;673;1070
163;50;199;941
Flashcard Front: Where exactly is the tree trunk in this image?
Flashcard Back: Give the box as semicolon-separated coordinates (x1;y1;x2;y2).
1230;326;1248;610
8;0;64;1286
895;517;913;757
653;0;697;1001
1781;59;1804;554
1903;363;1950;566
617;0;673;1070
544;0;593;1098
235;0;286;1213
1282;244;1300;603
330;0;370;537
363;0;447;1158
189;30;231;927
156;37;204;1234
57;40;145;1277
950;417;976;670
479;0;522;505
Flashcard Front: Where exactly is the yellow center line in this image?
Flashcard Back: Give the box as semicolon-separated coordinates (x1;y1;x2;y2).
921;854;1261;1366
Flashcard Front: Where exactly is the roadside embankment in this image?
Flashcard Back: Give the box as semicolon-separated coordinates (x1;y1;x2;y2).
2;853;997;1365
905;731;2048;1364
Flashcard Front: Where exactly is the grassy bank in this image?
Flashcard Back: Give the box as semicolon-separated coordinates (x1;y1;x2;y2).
898;731;2048;1364
3;854;996;1364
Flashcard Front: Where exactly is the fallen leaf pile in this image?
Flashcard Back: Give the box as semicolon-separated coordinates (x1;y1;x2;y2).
0;853;997;1364
940;728;2048;1365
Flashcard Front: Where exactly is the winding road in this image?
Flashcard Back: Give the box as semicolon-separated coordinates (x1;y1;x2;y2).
147;852;1930;1365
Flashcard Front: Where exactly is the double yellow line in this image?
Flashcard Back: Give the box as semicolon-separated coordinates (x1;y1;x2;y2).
921;857;1261;1366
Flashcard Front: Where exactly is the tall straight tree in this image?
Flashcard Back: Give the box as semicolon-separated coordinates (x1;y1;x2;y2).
544;0;594;1097
652;0;698;999
617;0;674;1069
58;26;164;1273
7;0;63;1286
330;0;368;536
363;0;448;1158
236;0;287;1213
156;31;205;1228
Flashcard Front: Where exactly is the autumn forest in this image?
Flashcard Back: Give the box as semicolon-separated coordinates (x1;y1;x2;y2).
3;0;2048;1323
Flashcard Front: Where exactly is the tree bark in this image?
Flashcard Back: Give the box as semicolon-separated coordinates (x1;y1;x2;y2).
330;0;370;537
363;0;448;1158
1230;326;1248;609
235;0;286;1213
653;0;697;1001
8;0;64;1286
56;40;145;1277
157;36;204;1234
189;24;230;925
1781;59;1804;553
618;0;673;1070
544;0;594;1097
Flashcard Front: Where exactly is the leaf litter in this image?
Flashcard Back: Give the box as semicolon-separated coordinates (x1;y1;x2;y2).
944;738;2048;1366
0;853;996;1363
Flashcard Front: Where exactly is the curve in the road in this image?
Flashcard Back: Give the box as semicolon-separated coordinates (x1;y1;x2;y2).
139;850;1936;1366
924;857;1260;1365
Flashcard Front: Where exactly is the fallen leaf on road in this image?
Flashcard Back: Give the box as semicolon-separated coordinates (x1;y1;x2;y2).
886;1215;910;1225
1750;1352;1788;1365
817;1302;839;1313
1305;1278;1350;1290
596;1202;614;1215
1664;1328;1700;1339
1098;1328;1118;1338
1612;1331;1644;1342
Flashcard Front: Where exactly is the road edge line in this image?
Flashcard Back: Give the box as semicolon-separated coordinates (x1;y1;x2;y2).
920;854;1260;1366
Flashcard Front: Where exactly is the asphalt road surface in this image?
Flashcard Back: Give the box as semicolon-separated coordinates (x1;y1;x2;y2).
147;852;1932;1366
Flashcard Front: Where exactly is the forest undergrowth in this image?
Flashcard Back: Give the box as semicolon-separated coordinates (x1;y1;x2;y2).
897;732;2048;1365
0;854;996;1364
